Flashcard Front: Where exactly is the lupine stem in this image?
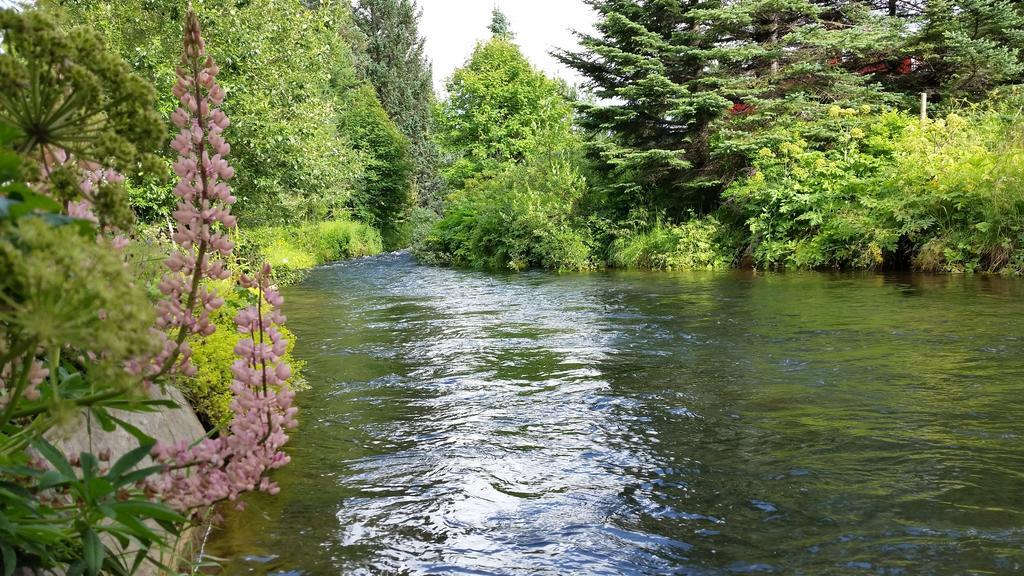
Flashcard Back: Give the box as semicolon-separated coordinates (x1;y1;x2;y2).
0;346;38;429
157;240;207;378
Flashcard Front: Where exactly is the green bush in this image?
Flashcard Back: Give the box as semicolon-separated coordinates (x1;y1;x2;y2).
235;219;384;285
723;106;912;269
419;140;595;272
408;205;441;252
721;92;1024;274
341;84;416;250
880;94;1024;273
608;216;740;271
436;37;576;189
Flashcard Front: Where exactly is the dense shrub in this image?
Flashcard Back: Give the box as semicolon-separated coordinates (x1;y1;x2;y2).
426;34;590;272
723;106;912;269
408;205;440;252
882;95;1024;273
340;84;416;249
608;216;740;271
724;93;1024;274
420;141;594;272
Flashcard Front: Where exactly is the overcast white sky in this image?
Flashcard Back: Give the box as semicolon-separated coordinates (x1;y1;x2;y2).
417;0;597;94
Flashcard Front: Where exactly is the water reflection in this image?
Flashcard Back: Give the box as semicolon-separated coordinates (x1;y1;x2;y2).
210;255;1024;575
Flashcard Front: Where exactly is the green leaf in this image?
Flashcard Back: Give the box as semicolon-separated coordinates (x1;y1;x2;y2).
111;500;186;524
80;452;99;485
100;525;131;550
84;477;114;502
6;188;63;215
1;541;15;576
0;122;22;146
129;550;148;574
112;510;162;543
0;484;37;511
0;152;20;180
83;529;103;576
108;415;157;445
0;466;45;479
92;407;117;433
29;438;73;477
0;197;97;235
113;464;165;489
108;443;154;481
102;398;178;412
66;560;86;576
37;470;70;490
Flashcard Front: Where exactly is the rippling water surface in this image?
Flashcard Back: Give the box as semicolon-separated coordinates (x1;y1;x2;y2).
209;254;1024;575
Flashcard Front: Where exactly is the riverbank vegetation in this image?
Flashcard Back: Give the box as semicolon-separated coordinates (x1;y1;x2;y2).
420;1;1024;274
22;0;1023;279
55;0;432;253
0;8;298;572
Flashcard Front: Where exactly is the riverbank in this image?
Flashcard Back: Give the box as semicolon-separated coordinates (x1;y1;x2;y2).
121;218;381;430
419;97;1024;277
234;219;384;286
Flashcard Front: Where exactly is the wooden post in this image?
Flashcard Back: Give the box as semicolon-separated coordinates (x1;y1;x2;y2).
920;92;928;122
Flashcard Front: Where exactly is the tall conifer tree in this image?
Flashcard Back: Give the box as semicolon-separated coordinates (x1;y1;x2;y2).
555;0;727;214
489;7;513;38
909;0;1024;100
353;0;444;209
556;0;896;217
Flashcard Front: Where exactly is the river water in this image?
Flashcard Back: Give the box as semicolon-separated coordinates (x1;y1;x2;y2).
209;253;1024;575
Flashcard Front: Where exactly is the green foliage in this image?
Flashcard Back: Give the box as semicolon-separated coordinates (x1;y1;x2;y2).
407;205;440;251
235;219;384;285
437;37;575;188
609;216;740;271
0;8;165;230
0;219;157;394
353;0;444;211
55;0;370;226
185;282;304;431
420;135;594;272
555;0;899;217
340;84;416;249
488;7;513;38
723;93;1024;274
0;52;184;569
422;37;594;272
905;0;1024;101
883;95;1024;273
724;106;912;269
0;196;204;570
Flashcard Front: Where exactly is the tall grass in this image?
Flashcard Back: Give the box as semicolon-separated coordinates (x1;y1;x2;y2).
608;217;738;271
235;219;383;284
